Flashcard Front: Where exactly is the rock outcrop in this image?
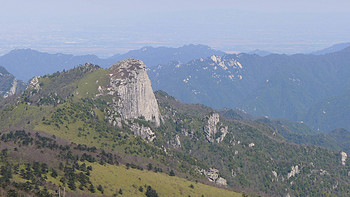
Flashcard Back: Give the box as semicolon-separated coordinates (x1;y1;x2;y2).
131;123;156;142
107;59;162;126
287;165;300;179
170;134;181;148
340;151;347;166
3;78;17;98
197;168;227;186
0;66;26;98
204;112;228;143
28;76;41;92
272;170;278;181
216;177;227;186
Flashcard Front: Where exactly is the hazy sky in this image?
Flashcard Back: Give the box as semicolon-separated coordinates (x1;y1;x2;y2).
1;0;350;56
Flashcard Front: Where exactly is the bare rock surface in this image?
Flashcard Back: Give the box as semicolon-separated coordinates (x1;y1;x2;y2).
204;112;228;143
341;151;347;166
107;59;162;126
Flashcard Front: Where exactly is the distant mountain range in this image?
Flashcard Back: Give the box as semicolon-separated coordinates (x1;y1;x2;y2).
149;46;350;132
1;43;350;132
312;42;350;55
0;49;103;82
111;44;225;68
3;43;349;82
247;49;272;56
0;44;225;82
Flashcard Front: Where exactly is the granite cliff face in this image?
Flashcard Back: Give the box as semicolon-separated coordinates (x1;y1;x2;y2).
106;59;162;126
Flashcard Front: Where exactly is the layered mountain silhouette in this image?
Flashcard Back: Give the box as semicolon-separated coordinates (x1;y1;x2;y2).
0;45;224;82
1;44;349;132
149;46;350;131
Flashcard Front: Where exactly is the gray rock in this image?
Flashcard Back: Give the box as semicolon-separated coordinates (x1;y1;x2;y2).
216;177;227;186
131;123;156;142
98;59;162;127
287;165;300;179
340;151;347;166
109;59;162;126
204;112;228;143
3;78;18;98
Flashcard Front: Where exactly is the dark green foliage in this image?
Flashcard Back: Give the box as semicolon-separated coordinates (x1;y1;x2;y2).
97;184;104;194
126;163;143;171
7;189;18;197
145;186;158;197
242;193;248;197
89;183;95;193
154;91;350;196
169;169;175;176
0;130;127;195
147;163;153;171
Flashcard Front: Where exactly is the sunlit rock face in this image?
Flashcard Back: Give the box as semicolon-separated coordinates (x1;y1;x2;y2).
108;59;162;126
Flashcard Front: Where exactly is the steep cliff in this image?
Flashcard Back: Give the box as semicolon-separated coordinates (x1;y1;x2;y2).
106;59;162;126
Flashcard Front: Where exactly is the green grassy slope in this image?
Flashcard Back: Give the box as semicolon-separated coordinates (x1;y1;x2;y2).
1;63;350;197
89;162;240;197
0;130;240;197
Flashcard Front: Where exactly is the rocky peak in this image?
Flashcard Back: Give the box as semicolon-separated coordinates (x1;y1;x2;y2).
109;59;145;81
107;59;162;126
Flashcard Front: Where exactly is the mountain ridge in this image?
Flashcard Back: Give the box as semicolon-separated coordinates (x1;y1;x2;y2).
0;45;225;82
149;46;350;131
312;42;350;55
0;60;349;196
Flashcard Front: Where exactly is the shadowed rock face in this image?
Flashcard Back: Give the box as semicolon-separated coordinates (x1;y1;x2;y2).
108;59;162;126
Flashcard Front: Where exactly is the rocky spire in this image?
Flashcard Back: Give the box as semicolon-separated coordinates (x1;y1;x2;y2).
108;59;162;126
